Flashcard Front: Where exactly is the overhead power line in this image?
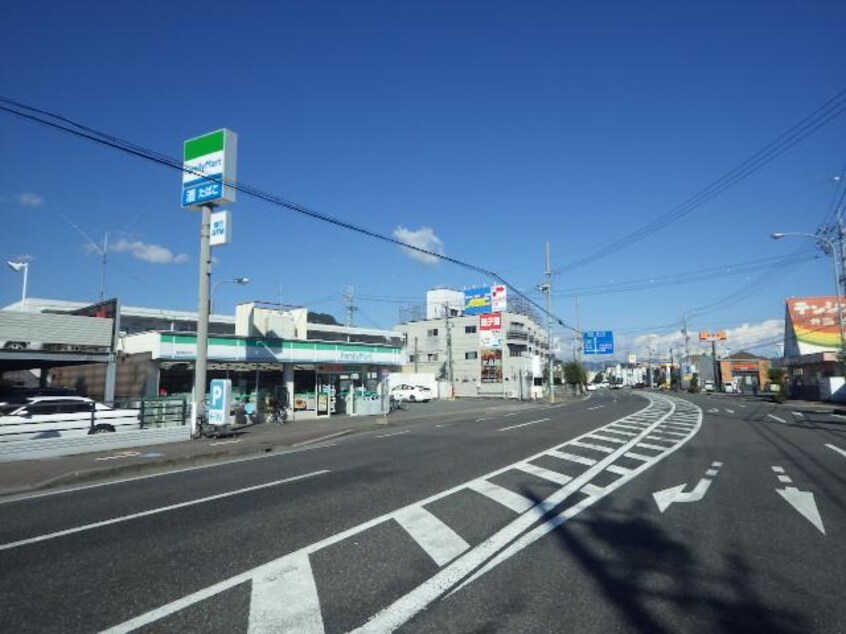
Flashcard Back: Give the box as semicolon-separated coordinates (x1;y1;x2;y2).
559;87;846;272
0;96;579;333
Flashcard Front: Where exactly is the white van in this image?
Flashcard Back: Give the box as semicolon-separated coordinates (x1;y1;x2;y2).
0;396;140;442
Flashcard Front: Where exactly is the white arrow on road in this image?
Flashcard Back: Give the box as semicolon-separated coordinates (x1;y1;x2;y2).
653;461;722;513
776;487;825;534
708;408;719;413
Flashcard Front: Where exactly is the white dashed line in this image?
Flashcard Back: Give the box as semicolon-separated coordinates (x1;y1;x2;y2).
825;443;846;459
499;418;550;432
767;414;787;423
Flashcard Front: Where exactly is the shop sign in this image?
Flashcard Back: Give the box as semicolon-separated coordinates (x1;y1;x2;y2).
209;210;232;246
182;129;238;208
464;287;492;315
491;285;507;312
787;296;844;354
481;348;503;383
699;330;727;341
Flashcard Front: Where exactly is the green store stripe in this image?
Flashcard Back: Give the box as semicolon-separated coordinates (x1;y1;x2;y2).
184;130;225;161
162;334;400;355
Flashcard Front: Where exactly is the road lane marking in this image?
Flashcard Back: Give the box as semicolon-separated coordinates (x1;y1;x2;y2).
603;428;638;437
210;439;242;446
623;451;655;462
466;480;534;513
0;470;330;552
653;461;722;512
101;393;703;634
499;418;550;432
725;409;735;414
791;411;803;418
394;506;470;566
580;483;606;497
248;552;324;634
771;466;825;535
767;414;787;423
375;430;411;438
587;405;604;410
569;440;614;453
0;442;339;505
547;450;596;466
586;433;626;445
514;463;572;485
606;464;632;476
636;442;668;451
833;414;846;421
825;443;846;459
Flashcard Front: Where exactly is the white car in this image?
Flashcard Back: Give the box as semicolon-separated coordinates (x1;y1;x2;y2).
0;396;140;442
390;384;433;403
585;383;597;391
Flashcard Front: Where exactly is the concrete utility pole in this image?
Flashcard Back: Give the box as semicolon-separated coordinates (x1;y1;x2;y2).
575;296;582;364
444;302;455;399
192;205;213;435
342;285;357;327
414;336;419;373
543;243;554;403
681;315;691;388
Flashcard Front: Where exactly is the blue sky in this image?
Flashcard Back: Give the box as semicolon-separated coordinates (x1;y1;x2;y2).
2;0;845;360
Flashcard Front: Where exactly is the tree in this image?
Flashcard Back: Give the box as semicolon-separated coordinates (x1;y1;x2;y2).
593;371;605;384
563;361;587;386
688;373;700;393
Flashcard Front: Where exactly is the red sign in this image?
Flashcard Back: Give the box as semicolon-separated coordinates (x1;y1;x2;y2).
699;330;727;342
479;312;502;331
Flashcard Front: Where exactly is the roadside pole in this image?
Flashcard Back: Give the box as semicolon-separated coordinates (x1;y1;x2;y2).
192;205;212;436
182;129;238;436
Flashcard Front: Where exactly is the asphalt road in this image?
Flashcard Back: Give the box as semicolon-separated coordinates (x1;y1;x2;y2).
1;390;844;633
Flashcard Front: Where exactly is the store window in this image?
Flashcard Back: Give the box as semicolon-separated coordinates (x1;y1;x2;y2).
465;325;477;334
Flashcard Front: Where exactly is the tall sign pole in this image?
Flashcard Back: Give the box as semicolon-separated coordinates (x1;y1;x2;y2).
182;129;238;435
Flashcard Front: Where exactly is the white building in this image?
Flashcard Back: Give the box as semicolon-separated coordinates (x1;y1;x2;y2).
395;287;550;399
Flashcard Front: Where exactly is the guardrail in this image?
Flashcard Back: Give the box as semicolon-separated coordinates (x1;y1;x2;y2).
0;427;191;463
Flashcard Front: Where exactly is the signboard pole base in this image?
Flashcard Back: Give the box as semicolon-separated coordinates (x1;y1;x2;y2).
192;204;213;436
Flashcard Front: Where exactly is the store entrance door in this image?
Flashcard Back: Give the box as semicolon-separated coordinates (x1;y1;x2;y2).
316;375;335;417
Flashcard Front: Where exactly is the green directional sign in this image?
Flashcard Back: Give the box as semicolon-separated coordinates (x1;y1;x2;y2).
181;129;237;208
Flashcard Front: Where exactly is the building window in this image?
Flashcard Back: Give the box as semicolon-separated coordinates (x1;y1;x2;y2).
428;353;439;362
465;351;478;360
408;354;416;362
427;328;439;337
465;325;477;334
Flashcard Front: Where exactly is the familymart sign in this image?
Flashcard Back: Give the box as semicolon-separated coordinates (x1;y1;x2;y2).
181;129;238;208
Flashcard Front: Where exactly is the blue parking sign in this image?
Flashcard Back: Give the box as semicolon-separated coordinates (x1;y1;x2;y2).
208;379;231;426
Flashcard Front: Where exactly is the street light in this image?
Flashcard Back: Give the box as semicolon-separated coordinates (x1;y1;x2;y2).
770;232;846;362
6;261;29;311
210;277;250;313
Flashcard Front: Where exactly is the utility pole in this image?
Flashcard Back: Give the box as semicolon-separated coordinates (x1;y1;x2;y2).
541;242;554;403
99;233;108;301
669;348;675;390
342;285;357;327
414;336;419;373
647;344;653;388
575;296;582;364
681;315;690;389
444;302;455;399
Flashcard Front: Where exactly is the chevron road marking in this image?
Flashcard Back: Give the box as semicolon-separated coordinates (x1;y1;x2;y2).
100;394;702;634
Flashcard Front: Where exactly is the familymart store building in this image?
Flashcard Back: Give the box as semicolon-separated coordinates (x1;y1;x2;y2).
123;332;405;419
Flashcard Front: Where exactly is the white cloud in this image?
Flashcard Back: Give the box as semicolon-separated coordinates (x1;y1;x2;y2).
16;193;45;208
1;192;45;208
393;226;444;265
622;318;784;360
109;239;189;264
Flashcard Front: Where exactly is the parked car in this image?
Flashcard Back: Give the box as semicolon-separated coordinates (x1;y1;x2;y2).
390;384;433;403
703;380;715;392
0;396;140;442
585;383;597;391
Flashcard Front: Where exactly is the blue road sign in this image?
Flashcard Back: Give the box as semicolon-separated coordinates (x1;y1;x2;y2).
583;330;614;355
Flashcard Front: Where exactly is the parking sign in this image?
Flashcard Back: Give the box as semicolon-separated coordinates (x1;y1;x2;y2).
208;379;232;426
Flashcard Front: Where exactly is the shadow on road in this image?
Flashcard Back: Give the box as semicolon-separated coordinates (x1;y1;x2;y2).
517;492;807;634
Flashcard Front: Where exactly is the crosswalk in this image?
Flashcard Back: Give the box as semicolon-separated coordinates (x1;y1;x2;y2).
101;393;703;634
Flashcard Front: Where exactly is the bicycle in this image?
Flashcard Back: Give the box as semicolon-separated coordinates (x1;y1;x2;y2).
268;405;288;425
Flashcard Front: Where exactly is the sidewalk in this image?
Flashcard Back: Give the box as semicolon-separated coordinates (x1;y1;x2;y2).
0;397;559;498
